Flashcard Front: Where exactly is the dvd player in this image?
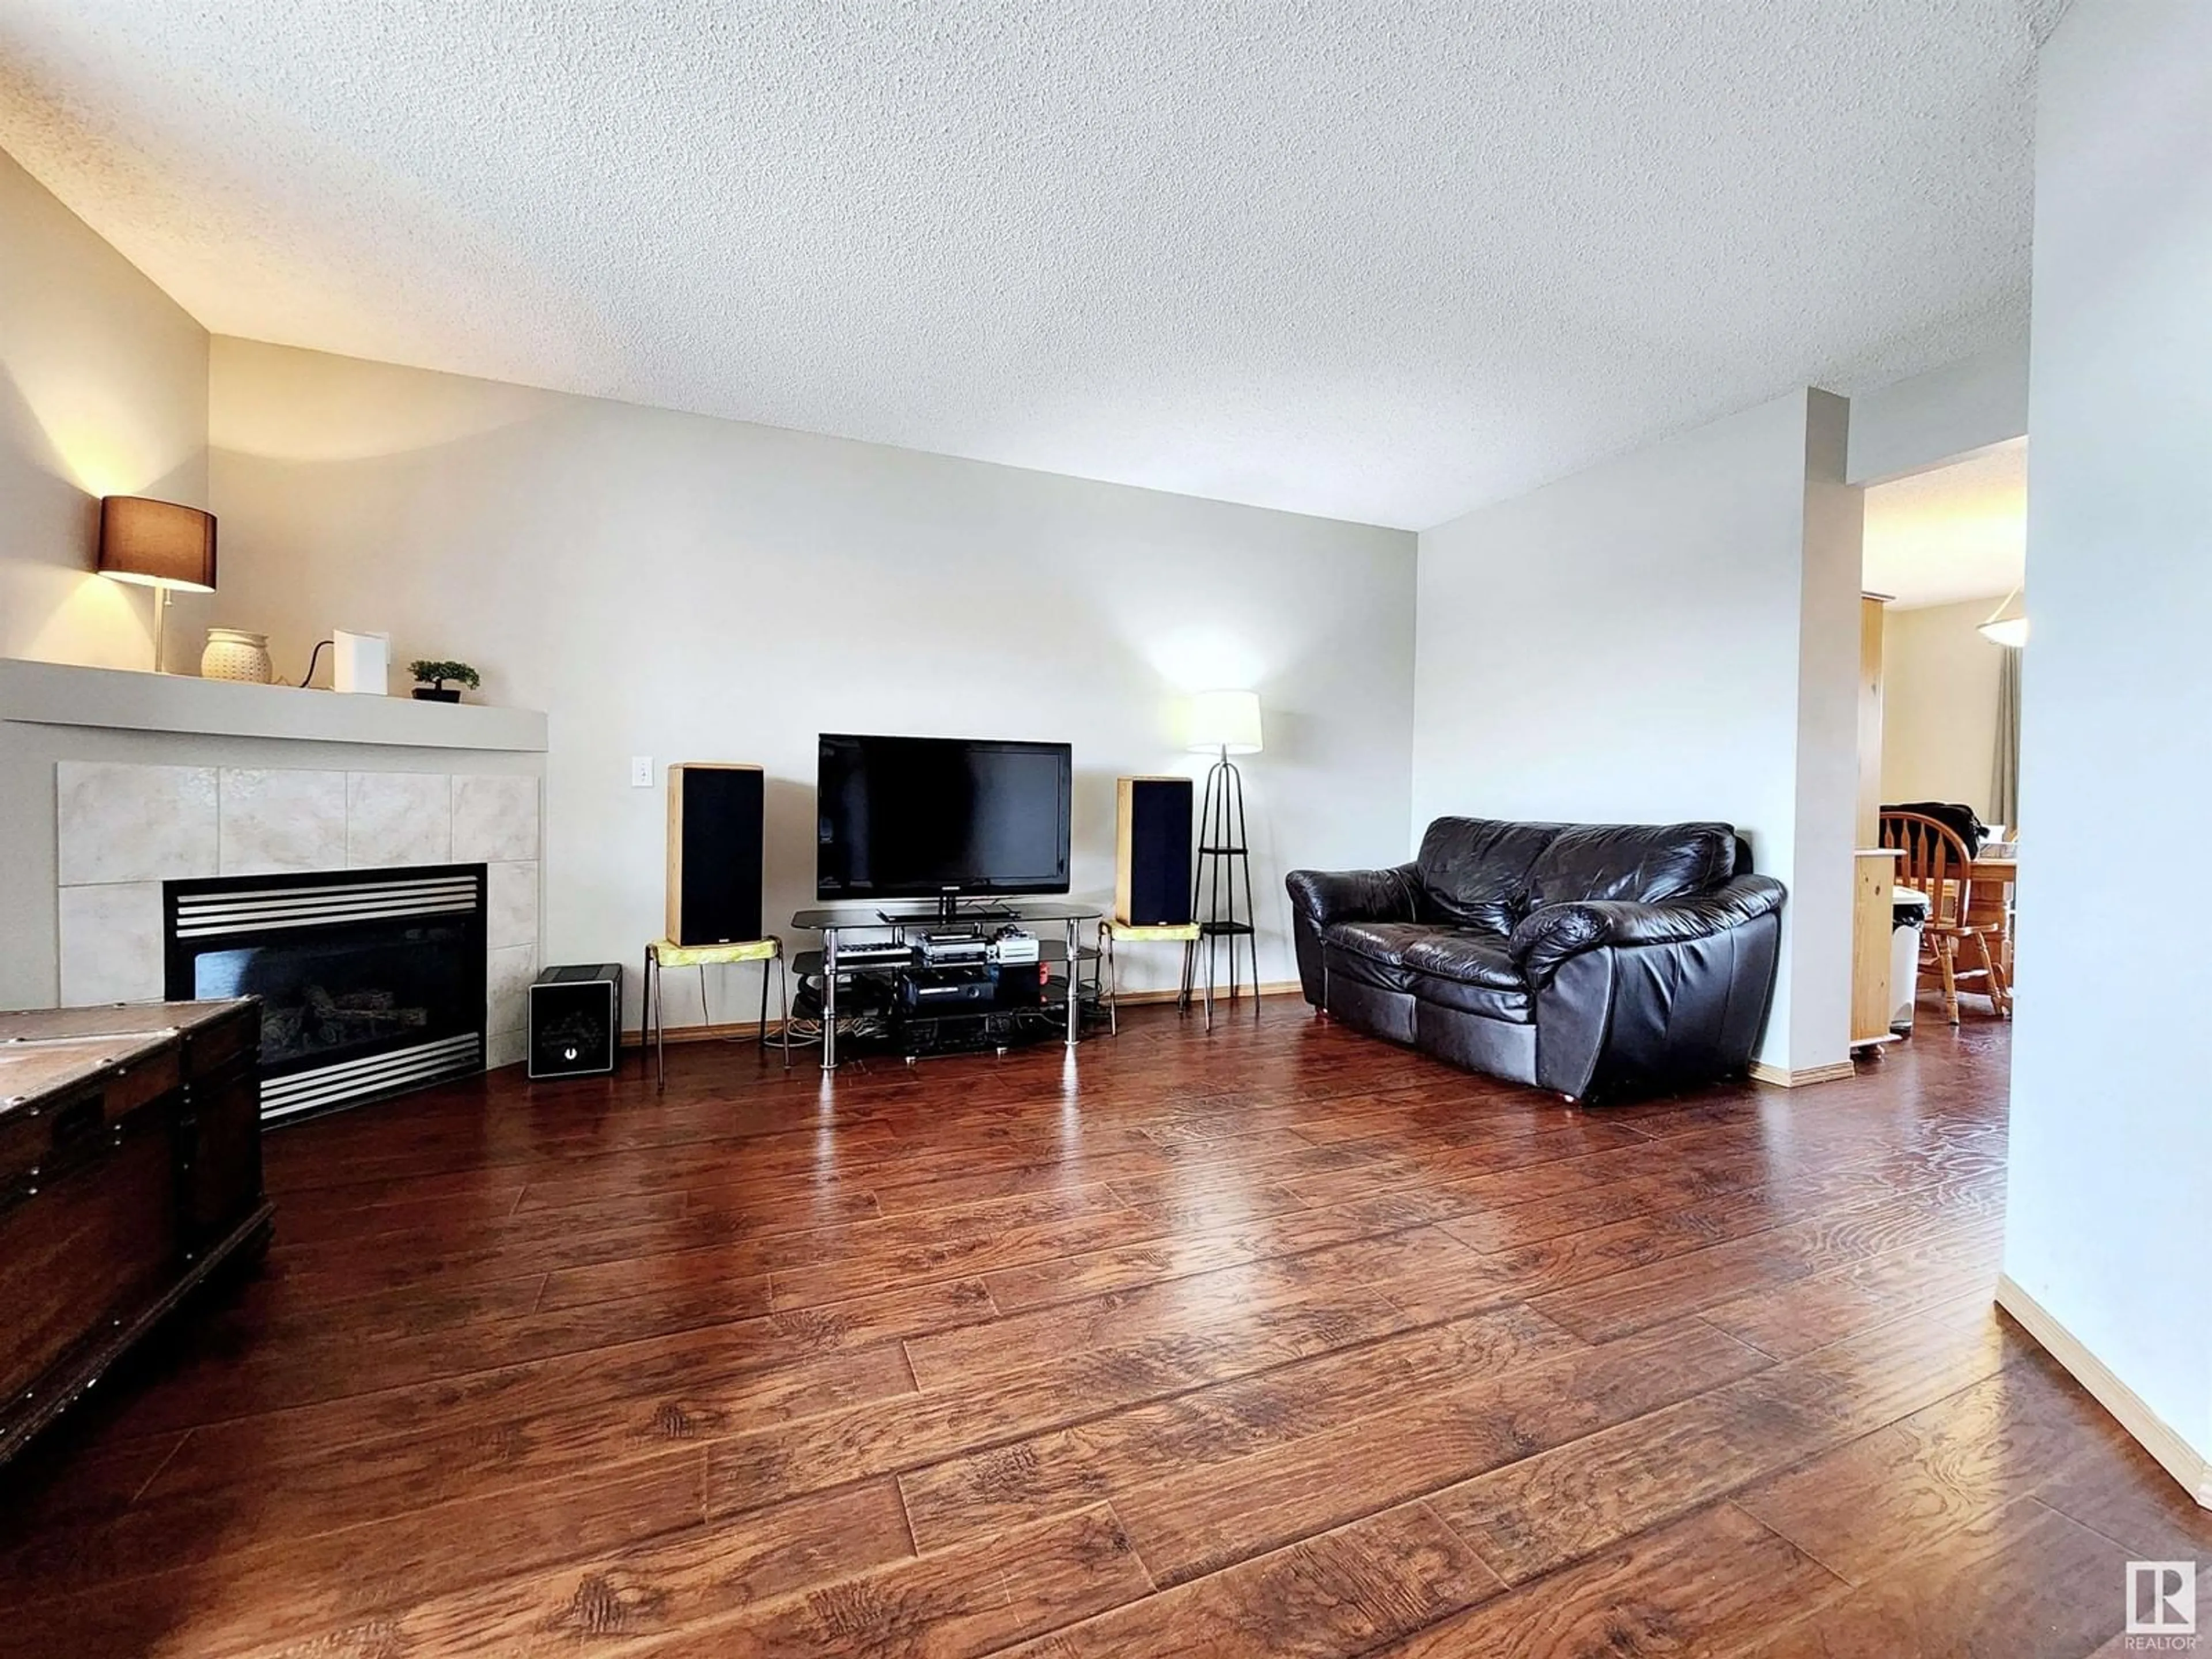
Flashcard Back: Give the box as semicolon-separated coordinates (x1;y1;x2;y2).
915;929;989;965
834;940;916;965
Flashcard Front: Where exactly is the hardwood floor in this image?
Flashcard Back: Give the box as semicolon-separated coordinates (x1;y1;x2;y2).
0;999;2200;1657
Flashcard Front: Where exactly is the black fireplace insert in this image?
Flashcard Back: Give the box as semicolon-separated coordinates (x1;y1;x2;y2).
164;863;487;1122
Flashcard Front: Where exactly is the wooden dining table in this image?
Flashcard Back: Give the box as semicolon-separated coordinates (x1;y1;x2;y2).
1967;853;2017;976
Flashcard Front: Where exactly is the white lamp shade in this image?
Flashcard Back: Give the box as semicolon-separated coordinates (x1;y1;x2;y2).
1977;588;2028;647
1188;689;1262;755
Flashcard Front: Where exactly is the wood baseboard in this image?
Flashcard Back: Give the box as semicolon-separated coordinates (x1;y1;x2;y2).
1115;982;1304;1007
1996;1272;2212;1509
621;1019;779;1047
1748;1058;1858;1088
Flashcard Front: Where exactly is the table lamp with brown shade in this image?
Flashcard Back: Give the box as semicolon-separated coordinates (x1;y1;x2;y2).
97;496;217;673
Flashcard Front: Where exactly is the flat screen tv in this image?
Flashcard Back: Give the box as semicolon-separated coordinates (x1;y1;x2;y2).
817;733;1073;901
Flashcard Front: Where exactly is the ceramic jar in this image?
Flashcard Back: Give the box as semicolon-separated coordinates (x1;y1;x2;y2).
201;628;274;684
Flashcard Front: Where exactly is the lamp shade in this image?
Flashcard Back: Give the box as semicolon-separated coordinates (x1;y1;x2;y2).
1188;688;1262;755
1976;586;2028;647
98;497;217;592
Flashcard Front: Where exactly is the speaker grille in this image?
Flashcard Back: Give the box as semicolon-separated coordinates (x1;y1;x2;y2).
669;765;764;945
1119;777;1194;926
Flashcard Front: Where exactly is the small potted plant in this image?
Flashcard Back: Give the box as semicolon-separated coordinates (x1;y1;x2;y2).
409;660;480;703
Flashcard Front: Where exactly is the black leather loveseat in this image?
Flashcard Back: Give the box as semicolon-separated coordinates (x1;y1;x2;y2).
1287;818;1785;1100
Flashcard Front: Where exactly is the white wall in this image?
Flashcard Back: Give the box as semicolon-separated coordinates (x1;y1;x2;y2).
2003;0;2212;1479
1846;340;2029;487
1879;600;2007;820
1412;389;1859;1075
0;148;210;666
1789;392;1864;1072
206;340;1418;1022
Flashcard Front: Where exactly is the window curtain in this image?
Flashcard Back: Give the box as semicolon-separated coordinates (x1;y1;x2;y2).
1990;644;2022;830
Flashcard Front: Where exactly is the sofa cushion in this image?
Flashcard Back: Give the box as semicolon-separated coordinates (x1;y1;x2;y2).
1414;818;1565;933
1403;931;1531;1021
1524;822;1737;909
1400;929;1524;991
1410;973;1533;1024
1322;919;1435;993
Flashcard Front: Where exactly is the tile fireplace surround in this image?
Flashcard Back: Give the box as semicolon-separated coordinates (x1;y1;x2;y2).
1;659;547;1072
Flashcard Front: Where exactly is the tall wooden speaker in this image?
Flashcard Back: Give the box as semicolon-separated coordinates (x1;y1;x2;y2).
666;763;764;945
1115;776;1194;926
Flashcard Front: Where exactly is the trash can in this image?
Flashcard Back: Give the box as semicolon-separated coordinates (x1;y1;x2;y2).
1889;888;1930;1033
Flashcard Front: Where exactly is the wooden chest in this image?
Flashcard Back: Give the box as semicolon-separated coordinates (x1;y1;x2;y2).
0;999;272;1467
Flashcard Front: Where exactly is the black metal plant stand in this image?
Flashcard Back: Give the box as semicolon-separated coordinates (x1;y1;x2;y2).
1185;744;1262;1021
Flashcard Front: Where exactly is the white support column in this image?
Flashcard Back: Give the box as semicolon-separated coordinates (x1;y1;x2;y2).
1999;0;2212;1504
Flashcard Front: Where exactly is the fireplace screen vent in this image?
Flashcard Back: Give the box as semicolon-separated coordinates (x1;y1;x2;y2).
172;872;483;938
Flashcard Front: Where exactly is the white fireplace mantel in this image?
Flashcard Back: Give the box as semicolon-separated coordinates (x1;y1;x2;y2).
0;658;546;752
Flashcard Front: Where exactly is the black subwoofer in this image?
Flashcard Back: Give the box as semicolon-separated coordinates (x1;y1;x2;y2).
528;963;623;1079
667;763;764;945
1115;776;1194;926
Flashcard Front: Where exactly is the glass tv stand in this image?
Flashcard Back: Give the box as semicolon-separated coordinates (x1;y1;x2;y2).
789;899;1104;1070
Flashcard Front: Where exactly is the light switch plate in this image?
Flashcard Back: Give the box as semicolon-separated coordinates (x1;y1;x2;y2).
630;755;653;787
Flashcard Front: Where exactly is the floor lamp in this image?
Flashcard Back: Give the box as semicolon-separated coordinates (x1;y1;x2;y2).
1187;689;1263;1017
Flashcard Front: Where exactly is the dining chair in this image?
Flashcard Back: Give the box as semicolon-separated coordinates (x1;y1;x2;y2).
1879;810;2013;1025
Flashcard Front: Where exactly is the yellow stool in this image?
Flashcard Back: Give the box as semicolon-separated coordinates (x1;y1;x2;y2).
643;936;790;1090
1098;920;1205;1033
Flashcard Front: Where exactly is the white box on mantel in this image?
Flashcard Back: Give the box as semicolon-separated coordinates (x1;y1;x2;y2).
331;630;389;694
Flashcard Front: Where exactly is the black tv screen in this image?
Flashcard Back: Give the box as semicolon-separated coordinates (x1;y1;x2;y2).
817;734;1073;900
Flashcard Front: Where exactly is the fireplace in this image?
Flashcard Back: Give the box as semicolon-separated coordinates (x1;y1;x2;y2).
164;864;488;1123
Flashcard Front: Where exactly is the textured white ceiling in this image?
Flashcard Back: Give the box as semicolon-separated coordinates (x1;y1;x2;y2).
1862;438;2027;609
0;2;2057;528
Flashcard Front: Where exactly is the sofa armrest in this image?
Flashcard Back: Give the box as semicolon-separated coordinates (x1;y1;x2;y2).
1285;865;1421;930
1510;875;1786;987
1284;864;1420;1007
